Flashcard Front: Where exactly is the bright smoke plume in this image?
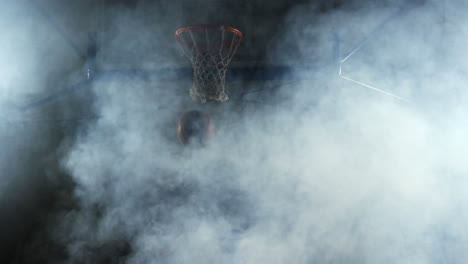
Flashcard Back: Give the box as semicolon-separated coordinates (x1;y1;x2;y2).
0;1;83;261
7;0;468;263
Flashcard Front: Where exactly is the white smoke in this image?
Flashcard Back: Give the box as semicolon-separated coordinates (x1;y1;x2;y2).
0;1;91;261
0;1;52;216
28;0;468;263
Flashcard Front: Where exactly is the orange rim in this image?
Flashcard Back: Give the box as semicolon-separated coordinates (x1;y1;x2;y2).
174;25;243;40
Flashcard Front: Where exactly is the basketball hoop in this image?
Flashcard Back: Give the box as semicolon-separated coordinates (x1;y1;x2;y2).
175;25;243;103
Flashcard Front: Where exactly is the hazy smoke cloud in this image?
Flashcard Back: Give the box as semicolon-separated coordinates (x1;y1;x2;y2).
0;1;90;261
8;0;468;263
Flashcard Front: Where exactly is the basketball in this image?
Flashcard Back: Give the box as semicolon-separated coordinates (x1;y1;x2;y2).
177;110;214;145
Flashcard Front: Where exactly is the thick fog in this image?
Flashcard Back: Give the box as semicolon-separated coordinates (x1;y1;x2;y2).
3;0;468;263
0;1;83;261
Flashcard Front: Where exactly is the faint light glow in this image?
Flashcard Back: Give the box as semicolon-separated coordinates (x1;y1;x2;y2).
337;7;411;103
340;74;410;102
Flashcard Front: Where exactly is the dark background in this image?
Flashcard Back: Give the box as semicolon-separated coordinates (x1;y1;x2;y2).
0;0;423;263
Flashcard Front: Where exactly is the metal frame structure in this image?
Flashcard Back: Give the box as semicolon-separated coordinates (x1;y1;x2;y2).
22;1;431;111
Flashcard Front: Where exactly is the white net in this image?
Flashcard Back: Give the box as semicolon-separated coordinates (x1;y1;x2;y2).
175;26;242;103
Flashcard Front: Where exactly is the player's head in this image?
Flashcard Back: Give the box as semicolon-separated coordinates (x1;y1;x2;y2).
177;110;214;145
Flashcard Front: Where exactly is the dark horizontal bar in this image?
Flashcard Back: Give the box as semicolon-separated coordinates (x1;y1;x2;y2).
21;65;311;111
21;79;91;111
96;65;298;81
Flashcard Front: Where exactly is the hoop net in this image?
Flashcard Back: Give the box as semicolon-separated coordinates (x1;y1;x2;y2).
175;25;243;102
